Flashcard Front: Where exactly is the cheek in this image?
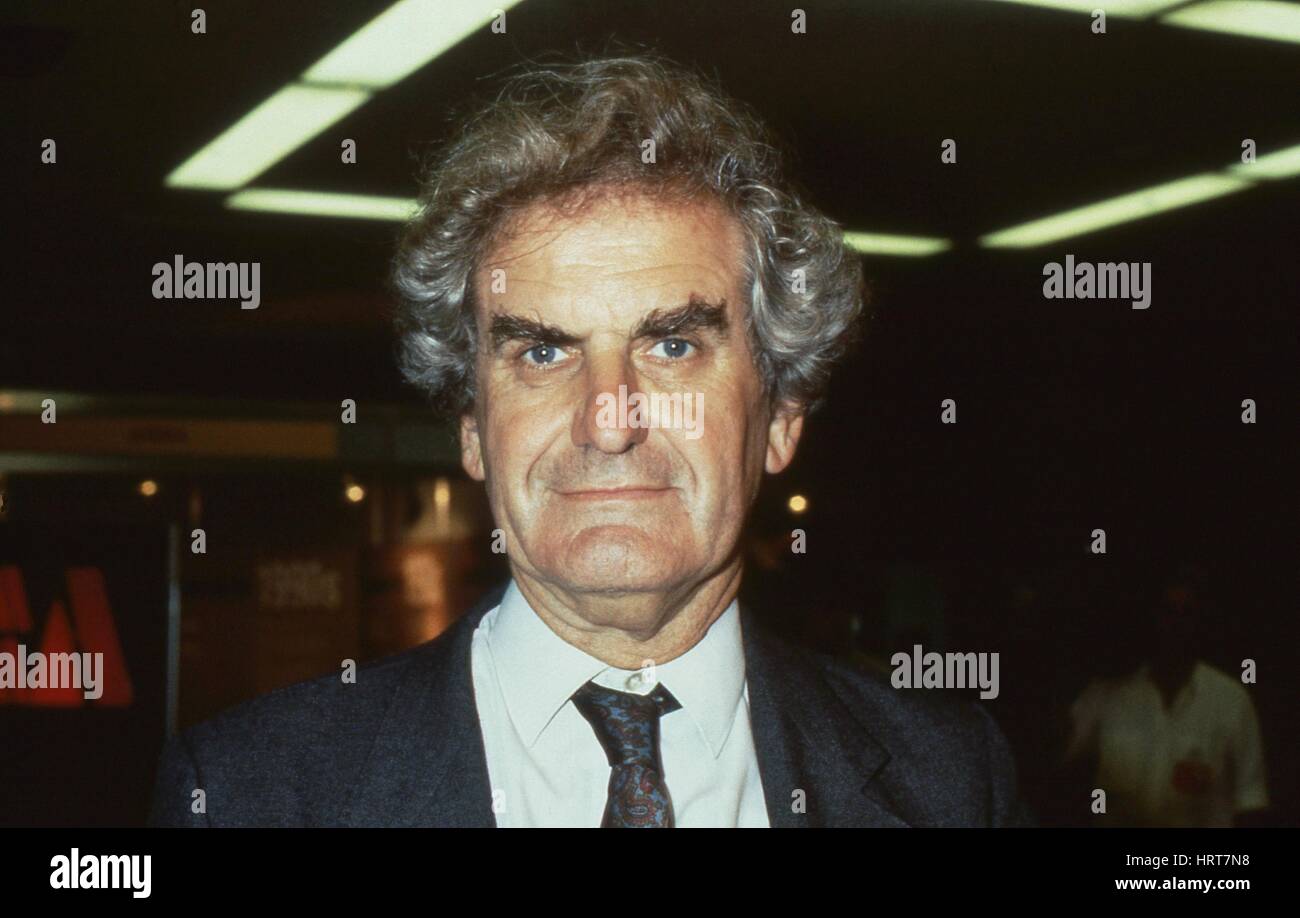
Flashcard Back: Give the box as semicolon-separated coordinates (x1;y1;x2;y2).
482;404;555;498
678;395;762;512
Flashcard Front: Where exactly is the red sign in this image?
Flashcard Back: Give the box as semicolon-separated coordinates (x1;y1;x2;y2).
0;565;134;707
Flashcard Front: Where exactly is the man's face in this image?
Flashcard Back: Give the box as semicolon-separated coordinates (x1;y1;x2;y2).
460;191;802;626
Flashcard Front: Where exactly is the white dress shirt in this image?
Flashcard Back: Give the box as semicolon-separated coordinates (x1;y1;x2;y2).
469;579;770;827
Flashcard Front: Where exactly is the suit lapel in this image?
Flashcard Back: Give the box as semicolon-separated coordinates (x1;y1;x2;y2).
342;587;504;827
344;586;913;827
742;609;912;827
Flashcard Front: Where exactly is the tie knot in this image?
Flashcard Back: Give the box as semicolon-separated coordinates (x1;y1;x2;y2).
571;680;680;767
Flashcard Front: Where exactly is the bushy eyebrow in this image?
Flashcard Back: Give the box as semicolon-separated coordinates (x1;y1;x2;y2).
487;314;583;352
486;294;730;353
631;296;730;341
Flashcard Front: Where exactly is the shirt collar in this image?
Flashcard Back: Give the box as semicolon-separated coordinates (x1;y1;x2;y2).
1135;661;1202;707
484;579;746;758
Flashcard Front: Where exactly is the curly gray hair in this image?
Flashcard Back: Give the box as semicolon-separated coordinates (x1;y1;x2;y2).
391;51;866;416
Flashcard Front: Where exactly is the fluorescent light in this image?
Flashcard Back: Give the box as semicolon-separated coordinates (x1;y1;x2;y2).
225;188;419;221
166;85;370;190
844;232;952;256
980;173;1252;247
976;0;1185;18
1162;0;1300;44
167;1;526;192
1229;143;1300;179
303;0;524;89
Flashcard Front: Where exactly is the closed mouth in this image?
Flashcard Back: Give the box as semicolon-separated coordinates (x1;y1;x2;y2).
555;486;674;501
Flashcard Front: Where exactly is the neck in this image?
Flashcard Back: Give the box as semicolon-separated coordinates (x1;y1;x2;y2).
510;562;743;669
1148;653;1196;701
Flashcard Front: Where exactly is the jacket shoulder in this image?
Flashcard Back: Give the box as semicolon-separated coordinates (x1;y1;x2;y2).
817;652;990;749
804;648;1034;827
150;639;437;827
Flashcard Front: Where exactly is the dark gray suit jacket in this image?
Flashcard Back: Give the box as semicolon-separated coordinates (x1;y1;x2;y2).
149;585;1034;827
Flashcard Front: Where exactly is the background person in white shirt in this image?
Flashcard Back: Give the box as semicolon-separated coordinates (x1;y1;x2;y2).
1066;568;1269;827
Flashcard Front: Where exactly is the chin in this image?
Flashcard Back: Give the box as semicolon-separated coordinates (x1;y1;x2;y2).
548;524;687;593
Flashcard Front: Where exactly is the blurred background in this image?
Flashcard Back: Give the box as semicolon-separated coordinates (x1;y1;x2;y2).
2;0;1297;827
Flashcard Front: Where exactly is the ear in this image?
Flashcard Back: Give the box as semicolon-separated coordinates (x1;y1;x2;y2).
764;400;805;474
460;412;485;481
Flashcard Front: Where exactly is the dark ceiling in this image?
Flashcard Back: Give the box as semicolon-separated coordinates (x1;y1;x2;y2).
6;0;1298;397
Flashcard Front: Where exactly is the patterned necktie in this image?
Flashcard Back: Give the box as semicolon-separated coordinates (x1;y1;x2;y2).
571;679;682;827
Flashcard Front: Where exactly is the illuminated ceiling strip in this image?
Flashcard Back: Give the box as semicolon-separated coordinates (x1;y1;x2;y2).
167;1;520;190
977;0;1300;43
979;173;1253;247
303;0;524;89
225;132;1299;244
1161;0;1300;44
974;0;1185;18
225;189;420;221
223;197;954;261
1228;142;1300;179
843;232;953;256
166;85;371;190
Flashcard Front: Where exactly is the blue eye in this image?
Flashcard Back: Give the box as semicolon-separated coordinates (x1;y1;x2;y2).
523;343;566;365
649;338;694;359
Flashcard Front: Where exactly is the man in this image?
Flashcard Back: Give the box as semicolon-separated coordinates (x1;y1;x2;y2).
149;53;1031;828
1066;567;1269;827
